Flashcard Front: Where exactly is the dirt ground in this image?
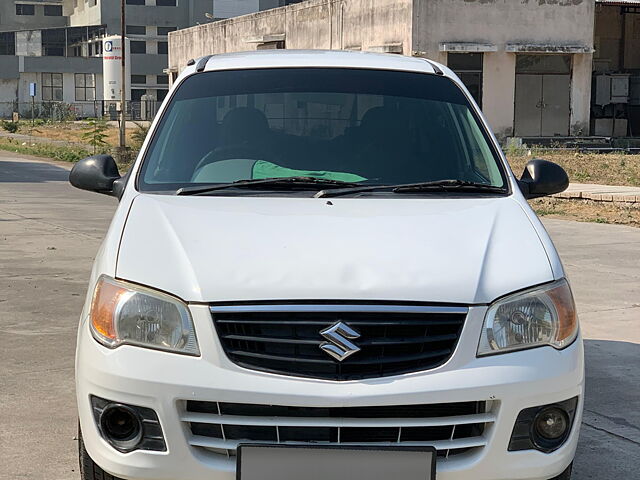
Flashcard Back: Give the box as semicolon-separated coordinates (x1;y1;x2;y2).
530;197;640;228
508;151;640;227
507;150;640;187
17;121;137;147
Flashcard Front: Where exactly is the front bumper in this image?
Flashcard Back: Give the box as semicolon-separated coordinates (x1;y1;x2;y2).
76;305;584;480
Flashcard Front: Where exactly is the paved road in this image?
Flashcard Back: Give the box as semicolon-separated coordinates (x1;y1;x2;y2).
1;151;638;480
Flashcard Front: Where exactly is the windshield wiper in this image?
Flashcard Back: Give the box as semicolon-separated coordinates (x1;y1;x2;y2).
176;177;362;196
315;179;508;198
394;180;507;193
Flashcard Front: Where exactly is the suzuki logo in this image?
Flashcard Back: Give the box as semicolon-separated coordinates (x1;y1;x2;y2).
319;321;361;362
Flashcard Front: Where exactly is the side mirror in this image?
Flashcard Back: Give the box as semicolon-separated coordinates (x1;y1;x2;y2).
69;154;127;199
518;159;569;200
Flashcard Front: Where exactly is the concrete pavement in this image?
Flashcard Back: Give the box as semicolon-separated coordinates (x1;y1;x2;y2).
0;151;638;480
0;152;116;479
541;218;640;480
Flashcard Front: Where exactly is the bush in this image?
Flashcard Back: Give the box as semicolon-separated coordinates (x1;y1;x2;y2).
112;146;136;166
41;102;76;122
1;120;19;133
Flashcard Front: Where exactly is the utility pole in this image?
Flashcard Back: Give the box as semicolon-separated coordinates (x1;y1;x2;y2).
119;0;126;152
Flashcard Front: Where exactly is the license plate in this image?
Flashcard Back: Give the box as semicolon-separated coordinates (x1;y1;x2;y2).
237;444;436;480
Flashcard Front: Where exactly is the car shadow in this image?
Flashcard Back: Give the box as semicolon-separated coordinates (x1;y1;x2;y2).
573;339;640;479
0;160;70;183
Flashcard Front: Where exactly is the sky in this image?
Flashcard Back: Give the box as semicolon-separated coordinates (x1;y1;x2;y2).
214;0;260;18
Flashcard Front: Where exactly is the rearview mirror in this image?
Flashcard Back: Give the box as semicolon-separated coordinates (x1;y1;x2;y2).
69;155;127;199
518;159;569;200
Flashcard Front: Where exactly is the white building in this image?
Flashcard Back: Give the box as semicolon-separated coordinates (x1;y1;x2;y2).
0;0;307;118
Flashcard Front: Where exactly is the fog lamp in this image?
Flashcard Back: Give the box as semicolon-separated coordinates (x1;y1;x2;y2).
101;404;141;443
91;396;167;453
508;397;578;453
534;407;569;440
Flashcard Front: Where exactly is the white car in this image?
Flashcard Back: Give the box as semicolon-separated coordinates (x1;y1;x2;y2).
71;50;583;480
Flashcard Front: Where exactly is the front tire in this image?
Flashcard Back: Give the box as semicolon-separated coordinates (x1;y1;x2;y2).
78;427;124;480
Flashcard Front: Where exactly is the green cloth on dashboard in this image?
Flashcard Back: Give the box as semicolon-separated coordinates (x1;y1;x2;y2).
252;160;366;183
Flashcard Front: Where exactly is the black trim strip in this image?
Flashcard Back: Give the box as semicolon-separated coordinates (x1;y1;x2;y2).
195;55;214;72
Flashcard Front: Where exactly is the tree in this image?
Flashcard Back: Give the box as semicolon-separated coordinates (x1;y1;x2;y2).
131;121;150;150
82;118;109;154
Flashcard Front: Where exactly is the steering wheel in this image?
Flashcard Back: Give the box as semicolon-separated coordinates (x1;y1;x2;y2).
193;145;266;173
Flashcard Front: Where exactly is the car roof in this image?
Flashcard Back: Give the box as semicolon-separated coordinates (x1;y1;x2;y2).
195;49;446;76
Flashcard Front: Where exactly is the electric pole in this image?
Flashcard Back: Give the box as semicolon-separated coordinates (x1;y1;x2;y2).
119;0;126;152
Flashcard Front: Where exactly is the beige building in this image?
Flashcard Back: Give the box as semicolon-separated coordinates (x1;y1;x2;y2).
168;0;640;140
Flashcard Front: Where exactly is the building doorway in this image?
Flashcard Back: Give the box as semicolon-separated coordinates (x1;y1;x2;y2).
514;55;571;137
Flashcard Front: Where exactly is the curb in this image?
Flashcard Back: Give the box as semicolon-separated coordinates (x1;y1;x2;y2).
552;191;640;204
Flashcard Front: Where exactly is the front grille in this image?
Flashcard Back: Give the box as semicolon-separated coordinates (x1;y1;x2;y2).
211;304;467;380
182;400;494;459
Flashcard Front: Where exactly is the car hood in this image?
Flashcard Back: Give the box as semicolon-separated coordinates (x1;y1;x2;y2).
116;194;553;304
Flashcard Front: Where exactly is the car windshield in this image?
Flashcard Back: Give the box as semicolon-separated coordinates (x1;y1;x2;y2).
138;68;507;194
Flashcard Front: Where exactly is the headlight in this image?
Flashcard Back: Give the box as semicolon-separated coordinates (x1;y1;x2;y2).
89;275;199;355
478;279;578;356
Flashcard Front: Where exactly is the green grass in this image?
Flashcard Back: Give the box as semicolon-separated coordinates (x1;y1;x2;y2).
534;206;566;217
0;138;91;163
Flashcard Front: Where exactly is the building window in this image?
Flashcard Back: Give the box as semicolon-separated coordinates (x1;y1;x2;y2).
132;89;146;101
42;73;63;102
157;41;168;54
16;4;35;15
44;5;63;16
131;75;147;84
156;0;177;6
75;74;96;101
257;41;285;50
126;0;145;5
126;25;146;35
42;29;66;56
157;89;168;102
157;26;176;36
448;53;483;107
130;41;146;54
157;74;169;85
0;32;16;56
